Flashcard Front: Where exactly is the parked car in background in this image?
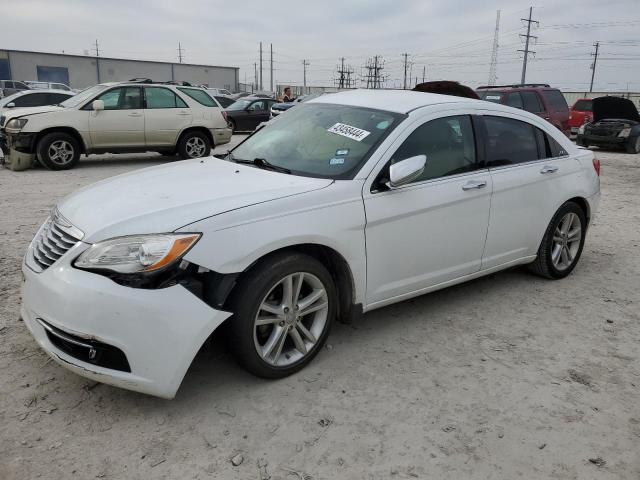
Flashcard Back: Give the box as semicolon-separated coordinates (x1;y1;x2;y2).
206;87;233;97
1;80;231;170
569;98;593;135
19;90;600;398
230;92;251;100
270;93;328;117
24;81;73;92
576;96;640;153
0;80;30;98
476;84;571;136
0;90;75;153
214;95;235;108
224;97;276;131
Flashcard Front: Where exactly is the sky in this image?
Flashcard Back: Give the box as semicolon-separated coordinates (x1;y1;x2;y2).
2;0;640;91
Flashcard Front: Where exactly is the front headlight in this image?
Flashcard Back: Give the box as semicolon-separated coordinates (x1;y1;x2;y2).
74;233;200;274
5;118;28;131
578;124;586;135
618;127;631;138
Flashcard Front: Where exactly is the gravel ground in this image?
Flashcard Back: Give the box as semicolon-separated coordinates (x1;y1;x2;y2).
0;143;639;480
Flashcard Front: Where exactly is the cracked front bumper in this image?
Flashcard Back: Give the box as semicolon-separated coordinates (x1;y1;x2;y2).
20;243;232;398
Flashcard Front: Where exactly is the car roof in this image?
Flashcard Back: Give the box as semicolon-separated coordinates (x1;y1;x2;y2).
307;89;480;114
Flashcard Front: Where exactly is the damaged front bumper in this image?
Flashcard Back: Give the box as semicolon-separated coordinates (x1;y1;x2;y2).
21;242;232;399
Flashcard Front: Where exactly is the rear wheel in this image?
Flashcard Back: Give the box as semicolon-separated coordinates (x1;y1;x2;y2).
626;136;640;154
177;130;211;159
228;252;336;378
37;132;80;170
529;201;586;279
228;119;237;133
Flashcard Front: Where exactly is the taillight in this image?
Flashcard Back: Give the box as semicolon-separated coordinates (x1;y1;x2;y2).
593;158;601;176
222;111;228;121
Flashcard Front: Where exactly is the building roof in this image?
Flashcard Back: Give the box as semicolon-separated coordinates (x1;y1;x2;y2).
1;48;238;71
309;89;481;114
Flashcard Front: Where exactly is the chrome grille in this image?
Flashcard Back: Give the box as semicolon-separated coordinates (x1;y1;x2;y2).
28;210;83;272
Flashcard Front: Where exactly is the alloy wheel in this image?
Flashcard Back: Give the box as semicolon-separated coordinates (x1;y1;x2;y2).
253;272;329;367
185;136;206;158
48;140;74;165
551;212;582;271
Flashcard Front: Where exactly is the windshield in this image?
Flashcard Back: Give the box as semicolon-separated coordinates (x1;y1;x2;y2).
573;100;592;112
230;103;404;179
227;99;252;111
60;84;109;108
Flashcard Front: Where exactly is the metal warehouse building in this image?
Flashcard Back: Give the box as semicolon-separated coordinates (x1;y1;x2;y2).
0;49;239;91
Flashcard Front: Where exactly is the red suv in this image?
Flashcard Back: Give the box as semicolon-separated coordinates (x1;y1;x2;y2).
568;98;593;135
476;84;571;136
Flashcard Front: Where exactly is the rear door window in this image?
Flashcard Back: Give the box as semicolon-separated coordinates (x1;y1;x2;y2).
14;92;50;107
145;87;188;108
484;116;541;166
542;90;569;112
506;92;524;109
522;92;544;113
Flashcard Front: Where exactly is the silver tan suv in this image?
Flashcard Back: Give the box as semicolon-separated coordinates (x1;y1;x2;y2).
1;80;232;170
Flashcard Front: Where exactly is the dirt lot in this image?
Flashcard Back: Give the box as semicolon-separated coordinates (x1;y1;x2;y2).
1;142;639;480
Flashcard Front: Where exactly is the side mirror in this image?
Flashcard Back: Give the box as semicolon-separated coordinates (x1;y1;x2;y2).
6;102;15;108
388;155;427;188
92;100;104;111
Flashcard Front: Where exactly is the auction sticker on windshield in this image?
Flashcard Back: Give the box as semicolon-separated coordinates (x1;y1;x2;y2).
327;123;371;142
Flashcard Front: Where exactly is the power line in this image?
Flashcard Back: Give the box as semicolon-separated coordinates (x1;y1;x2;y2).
488;10;501;85
590;41;600;92
518;6;539;85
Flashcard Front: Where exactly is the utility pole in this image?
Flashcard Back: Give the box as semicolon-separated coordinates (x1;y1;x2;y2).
422;65;426;83
488;9;500;85
518;6;538;85
177;42;184;63
402;53;409;89
302;59;310;91
362;56;385;89
589;42;600;93
335;57;354;89
270;43;273;92
254;62;258;92
93;39;101;83
259;42;263;91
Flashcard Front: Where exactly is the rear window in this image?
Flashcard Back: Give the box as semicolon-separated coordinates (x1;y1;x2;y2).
177;87;217;107
478;91;503;103
573;100;592;112
542;90;569;112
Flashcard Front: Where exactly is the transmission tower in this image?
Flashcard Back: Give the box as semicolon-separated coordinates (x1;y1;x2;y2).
335;57;355;89
488;10;500;85
361;56;387;89
518;6;539;85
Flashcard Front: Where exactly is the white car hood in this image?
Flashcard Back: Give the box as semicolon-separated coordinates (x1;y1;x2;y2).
57;158;333;242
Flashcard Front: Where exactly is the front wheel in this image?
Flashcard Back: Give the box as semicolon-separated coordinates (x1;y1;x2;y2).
529;201;586;279
37;132;80;170
228;252;336;378
177;131;211;159
626;136;640;154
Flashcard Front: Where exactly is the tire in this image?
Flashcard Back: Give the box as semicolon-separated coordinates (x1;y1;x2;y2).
228;252;336;378
37;132;81;170
177;130;211;159
228;119;237;133
625;136;640;154
529;201;587;279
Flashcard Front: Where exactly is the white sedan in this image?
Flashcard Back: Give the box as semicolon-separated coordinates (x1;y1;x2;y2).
21;90;600;398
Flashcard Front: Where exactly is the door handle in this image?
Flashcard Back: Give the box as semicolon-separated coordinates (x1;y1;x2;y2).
128;112;142;117
462;180;487;191
540;165;559;174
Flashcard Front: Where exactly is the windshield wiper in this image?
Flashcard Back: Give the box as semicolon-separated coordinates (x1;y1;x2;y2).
234;157;291;174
